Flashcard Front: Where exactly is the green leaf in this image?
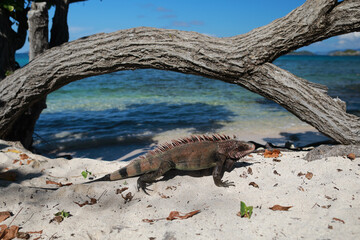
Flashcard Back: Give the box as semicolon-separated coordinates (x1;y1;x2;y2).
247;206;253;219
55;210;70;218
62;211;70;218
81;171;88;179
240;201;247;217
5;70;13;76
81;170;92;179
3;4;15;12
240;201;253;219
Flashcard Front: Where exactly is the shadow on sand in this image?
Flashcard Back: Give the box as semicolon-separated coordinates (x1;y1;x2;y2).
35;102;236;161
262;131;331;147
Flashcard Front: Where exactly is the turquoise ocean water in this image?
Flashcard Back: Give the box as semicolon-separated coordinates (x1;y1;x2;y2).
15;54;360;154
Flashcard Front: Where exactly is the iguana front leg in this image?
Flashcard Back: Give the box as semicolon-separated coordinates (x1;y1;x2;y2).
212;156;235;187
137;160;175;194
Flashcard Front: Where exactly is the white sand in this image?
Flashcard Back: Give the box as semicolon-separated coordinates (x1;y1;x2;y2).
0;139;359;239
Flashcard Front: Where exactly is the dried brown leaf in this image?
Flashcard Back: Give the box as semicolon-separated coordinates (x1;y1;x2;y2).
332;217;345;224
166;210;200;221
0;212;11;223
269;205;293;211
142;219;155;223
298;186;305;192
305;172;313;180
273;158;281;162
347;153;356;160
264;149;281;158
45;180;72;187
25;230;43;234
49;216;63;224
19;154;29;160
74;198;97;207
249;182;259;188
0;225;19;240
16;231;30;239
0;224;6;239
121;192;133;203
116;187;128;194
297;172;305;176
247;167;253;175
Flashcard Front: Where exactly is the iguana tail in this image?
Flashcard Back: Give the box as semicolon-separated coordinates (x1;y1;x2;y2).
83;174;111;184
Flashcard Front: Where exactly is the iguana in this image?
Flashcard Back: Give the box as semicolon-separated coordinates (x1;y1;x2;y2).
86;134;255;194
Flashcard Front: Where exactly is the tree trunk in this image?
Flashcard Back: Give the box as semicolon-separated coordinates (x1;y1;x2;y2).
4;2;49;149
50;0;69;48
0;0;359;145
5;0;79;149
29;2;49;60
0;7;28;79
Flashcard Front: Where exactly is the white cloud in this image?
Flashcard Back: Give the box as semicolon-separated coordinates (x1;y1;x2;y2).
338;32;360;41
337;32;360;48
69;26;92;34
156;7;172;12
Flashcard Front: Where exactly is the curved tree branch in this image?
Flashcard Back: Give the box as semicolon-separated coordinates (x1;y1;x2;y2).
0;0;359;144
231;0;360;64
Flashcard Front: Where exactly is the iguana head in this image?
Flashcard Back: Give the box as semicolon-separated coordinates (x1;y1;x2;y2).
218;140;255;160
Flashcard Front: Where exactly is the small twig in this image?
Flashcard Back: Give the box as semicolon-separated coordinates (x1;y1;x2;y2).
49;232;57;240
22;212;34;225
97;190;107;201
8;207;23;227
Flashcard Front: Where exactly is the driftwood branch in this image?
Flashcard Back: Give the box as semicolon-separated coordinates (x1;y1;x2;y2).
0;0;359;144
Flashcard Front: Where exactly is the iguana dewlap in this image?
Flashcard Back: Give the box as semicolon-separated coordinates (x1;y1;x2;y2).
86;135;255;194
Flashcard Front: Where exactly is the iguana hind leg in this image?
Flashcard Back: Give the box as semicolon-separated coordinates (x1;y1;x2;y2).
137;160;175;194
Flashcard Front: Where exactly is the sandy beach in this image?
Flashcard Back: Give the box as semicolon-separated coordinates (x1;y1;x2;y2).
0;137;359;240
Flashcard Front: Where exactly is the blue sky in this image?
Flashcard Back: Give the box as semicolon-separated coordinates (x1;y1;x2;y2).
18;0;360;53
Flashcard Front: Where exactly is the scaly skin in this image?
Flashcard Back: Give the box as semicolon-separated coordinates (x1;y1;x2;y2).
86;135;255;194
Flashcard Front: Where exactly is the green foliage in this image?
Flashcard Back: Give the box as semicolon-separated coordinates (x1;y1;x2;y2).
81;170;92;179
240;201;253;219
0;0;27;12
5;70;13;76
55;210;70;218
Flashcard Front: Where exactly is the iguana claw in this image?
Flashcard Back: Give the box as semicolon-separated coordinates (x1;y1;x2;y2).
137;179;153;195
220;180;235;188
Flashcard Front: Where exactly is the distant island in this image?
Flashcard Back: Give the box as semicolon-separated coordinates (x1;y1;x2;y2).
287;50;316;56
286;49;360;56
329;49;360;56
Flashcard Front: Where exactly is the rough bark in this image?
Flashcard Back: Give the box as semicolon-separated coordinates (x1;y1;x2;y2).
7;0;85;149
5;2;49;149
305;145;360;161
0;0;359;145
29;2;49;60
